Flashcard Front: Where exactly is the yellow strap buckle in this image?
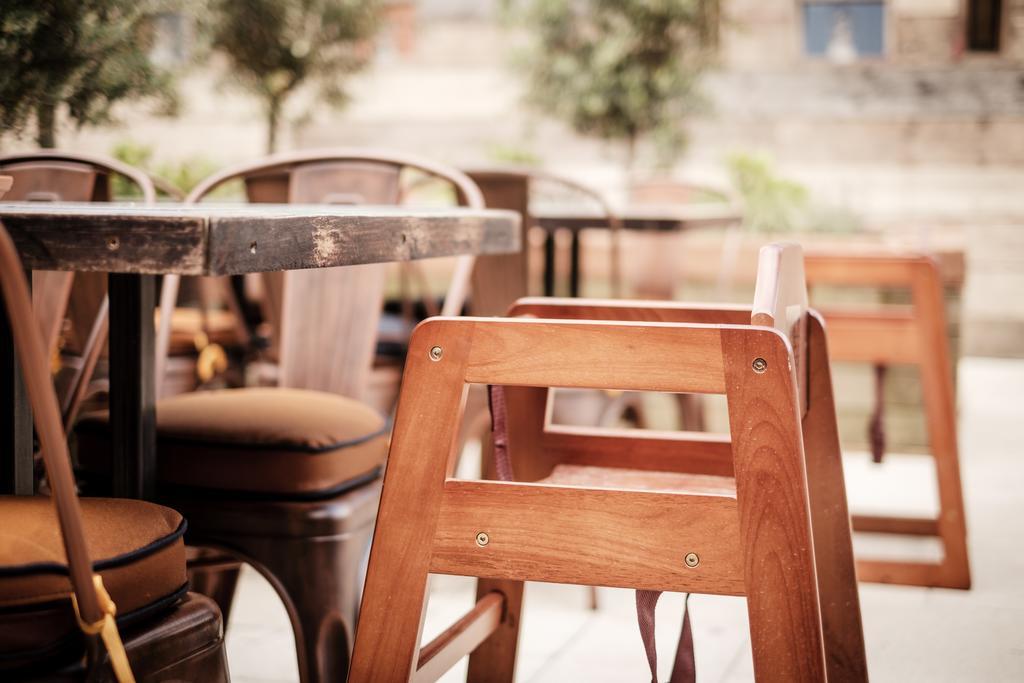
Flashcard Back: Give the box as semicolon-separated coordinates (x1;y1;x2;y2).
71;574;136;683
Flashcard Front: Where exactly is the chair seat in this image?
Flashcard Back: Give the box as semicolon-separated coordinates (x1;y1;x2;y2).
76;388;389;498
0;496;187;672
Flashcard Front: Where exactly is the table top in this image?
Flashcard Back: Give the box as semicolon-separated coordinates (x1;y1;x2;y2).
0;202;521;276
533;202;742;232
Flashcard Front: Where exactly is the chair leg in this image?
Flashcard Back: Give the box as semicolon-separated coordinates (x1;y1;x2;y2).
219;520;374;683
187;551;241;625
173;483;381;683
466;578;524;683
802;313;868;681
722;328;827;682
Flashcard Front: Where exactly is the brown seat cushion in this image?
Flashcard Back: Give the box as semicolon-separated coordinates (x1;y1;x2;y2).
0;496;187;671
77;388;389;498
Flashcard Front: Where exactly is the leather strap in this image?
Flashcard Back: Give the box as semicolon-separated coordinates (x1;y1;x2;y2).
869;363;887;463
487;385;696;682
487;384;515;481
637;591;694;683
0;221;135;682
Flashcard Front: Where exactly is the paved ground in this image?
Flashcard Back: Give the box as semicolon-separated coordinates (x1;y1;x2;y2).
225;357;1024;682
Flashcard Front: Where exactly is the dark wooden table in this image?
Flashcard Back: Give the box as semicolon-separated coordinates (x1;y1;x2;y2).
0;202;520;499
532;203;741;296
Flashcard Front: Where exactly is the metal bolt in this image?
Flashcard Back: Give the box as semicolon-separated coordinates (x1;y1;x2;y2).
684;552;700;568
752;357;768;374
429;345;444;361
475;531;490;547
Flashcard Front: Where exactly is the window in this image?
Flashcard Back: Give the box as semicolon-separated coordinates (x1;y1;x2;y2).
967;0;1002;52
802;1;885;61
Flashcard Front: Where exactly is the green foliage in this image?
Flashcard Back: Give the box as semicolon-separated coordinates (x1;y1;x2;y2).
204;0;380;153
110;139;220;198
726;152;861;233
0;0;177;148
486;142;542;167
511;0;710;167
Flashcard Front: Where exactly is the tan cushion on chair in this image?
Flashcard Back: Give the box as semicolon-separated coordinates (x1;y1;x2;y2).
0;496;187;670
77;388;389;498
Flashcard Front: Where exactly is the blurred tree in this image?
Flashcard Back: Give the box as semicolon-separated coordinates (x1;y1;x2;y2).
206;0;379;154
512;0;713;169
0;1;177;148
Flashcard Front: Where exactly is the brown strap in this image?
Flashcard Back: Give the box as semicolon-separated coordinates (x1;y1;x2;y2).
487;385;515;481
868;363;887;464
487;385;695;682
636;591;694;683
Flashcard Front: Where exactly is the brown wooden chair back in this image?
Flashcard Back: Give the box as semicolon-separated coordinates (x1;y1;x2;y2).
181;149;484;401
0;219;133;680
465;168;623;304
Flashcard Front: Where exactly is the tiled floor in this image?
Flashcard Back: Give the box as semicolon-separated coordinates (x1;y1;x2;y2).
226;357;1024;682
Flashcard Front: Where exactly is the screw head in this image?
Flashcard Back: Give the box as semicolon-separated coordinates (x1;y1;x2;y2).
684;552;700;568
429;345;443;361
752;357;768;374
475;531;490;547
106;236;120;252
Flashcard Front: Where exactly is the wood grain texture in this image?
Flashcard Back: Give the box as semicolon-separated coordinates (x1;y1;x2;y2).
206;209;518;275
465;579;524;683
0;203;521;276
543;425;734;477
430;479;745;595
2;208;205;274
349;322;473;682
461;318;726;394
801;312;868;681
720;326;826;682
415;592;503;683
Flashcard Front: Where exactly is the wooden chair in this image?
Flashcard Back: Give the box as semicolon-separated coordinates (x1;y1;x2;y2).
349;243;867;682
76;149;486;683
805;251;970;589
0;218;229;681
464;168;623;300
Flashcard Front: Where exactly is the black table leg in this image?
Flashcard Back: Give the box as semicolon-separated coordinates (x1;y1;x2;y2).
543;230;556;297
569;229;581;298
108;273;156;499
0;292;33;495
